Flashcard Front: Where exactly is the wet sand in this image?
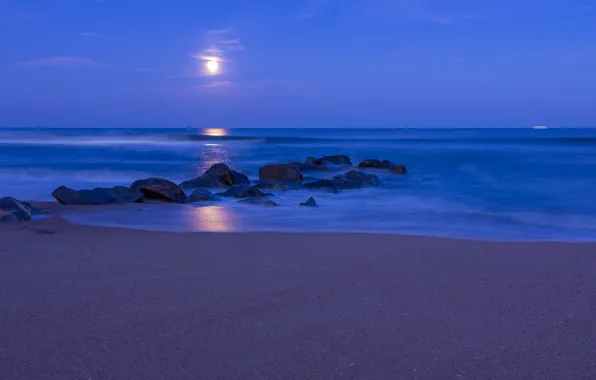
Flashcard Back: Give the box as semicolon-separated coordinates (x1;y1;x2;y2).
1;215;595;379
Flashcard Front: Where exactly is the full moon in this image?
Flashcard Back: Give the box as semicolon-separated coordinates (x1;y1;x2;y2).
206;60;219;74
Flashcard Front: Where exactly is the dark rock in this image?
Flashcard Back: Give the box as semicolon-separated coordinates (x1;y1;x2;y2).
358;159;407;174
299;197;318;207
52;186;144;205
302;179;339;193
186;189;219;203
180;173;228;190
239;197;279;207
318;155;353;166
390;165;407;174
206;163;250;186
259;164;303;183
0;197;31;222
217;184;268;198
333;170;382;189
130;178;187;203
20;201;42;214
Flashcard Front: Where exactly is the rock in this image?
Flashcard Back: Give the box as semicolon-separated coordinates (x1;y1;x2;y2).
217;184;268;198
180;173;228;190
20;201;42;214
358;159;407;174
333;170;382;189
206;163;250;186
0;197;31;222
130;178;187;203
390;165;407;174
186;189;219;203
52;186;144;205
296;155;352;171
299;197;318;207
259;164;303;183
318;155;353;166
239;197;279;207
302;179;339;193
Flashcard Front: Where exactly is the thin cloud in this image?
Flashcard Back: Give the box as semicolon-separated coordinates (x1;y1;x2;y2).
205;29;230;35
200;81;234;89
79;32;105;37
19;57;108;68
220;38;245;52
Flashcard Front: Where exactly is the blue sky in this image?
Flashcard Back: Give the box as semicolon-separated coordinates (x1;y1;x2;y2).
0;0;595;128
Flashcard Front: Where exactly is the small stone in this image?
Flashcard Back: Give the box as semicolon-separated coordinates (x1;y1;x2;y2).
299;197;318;207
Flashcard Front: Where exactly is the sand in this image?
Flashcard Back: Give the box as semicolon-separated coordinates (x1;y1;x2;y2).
1;215;596;379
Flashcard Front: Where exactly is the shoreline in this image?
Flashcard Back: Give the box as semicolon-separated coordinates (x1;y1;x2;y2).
2;216;595;379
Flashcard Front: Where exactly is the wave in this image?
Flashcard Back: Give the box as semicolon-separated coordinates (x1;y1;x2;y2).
3;131;596;147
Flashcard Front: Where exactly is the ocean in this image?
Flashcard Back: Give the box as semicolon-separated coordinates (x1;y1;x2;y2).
2;127;596;241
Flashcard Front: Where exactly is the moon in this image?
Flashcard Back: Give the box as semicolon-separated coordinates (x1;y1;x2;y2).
206;60;219;74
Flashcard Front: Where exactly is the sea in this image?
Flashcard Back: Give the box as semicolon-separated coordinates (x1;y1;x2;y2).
2;127;596;241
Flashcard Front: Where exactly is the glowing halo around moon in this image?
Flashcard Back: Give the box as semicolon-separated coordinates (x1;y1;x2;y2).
206;60;219;74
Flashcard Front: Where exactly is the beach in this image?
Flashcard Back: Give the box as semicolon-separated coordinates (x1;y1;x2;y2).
2;213;595;379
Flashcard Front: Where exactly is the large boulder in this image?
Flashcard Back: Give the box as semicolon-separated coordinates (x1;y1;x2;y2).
302;179;339;193
332;170;382;189
239;197;279;207
0;197;31;222
299;197;318;207
217;184;268;198
180;173;228;190
52;186;144;205
186;189;219;203
358;159;407;174
206;163;250;186
180;164;249;190
259;164;303;183
130;178;187;203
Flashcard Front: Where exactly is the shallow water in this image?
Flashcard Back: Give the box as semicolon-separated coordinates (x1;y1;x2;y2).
2;127;596;241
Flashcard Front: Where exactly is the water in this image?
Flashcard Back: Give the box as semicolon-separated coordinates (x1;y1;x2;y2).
2;127;596;241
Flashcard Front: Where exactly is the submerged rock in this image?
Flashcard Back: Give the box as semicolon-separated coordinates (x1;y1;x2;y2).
332;170;382;189
186;189;219;203
358;159;407;174
259;164;303;183
130;178;187;203
0;197;31;222
299;197;318;207
239;197;279;207
52;186;144;205
217;184;268;198
317;155;353;166
302;179;339;193
180;173;228;190
296;155;353;171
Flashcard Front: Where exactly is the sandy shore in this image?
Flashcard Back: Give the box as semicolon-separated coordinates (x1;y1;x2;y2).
1;215;595;379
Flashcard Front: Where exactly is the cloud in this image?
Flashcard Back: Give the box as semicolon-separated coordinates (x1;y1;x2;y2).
19;57;108;68
200;81;234;89
79;32;104;37
133;68;157;72
205;29;230;35
220;38;246;52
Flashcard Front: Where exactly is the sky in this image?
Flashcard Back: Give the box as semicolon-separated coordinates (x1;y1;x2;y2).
0;0;595;128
